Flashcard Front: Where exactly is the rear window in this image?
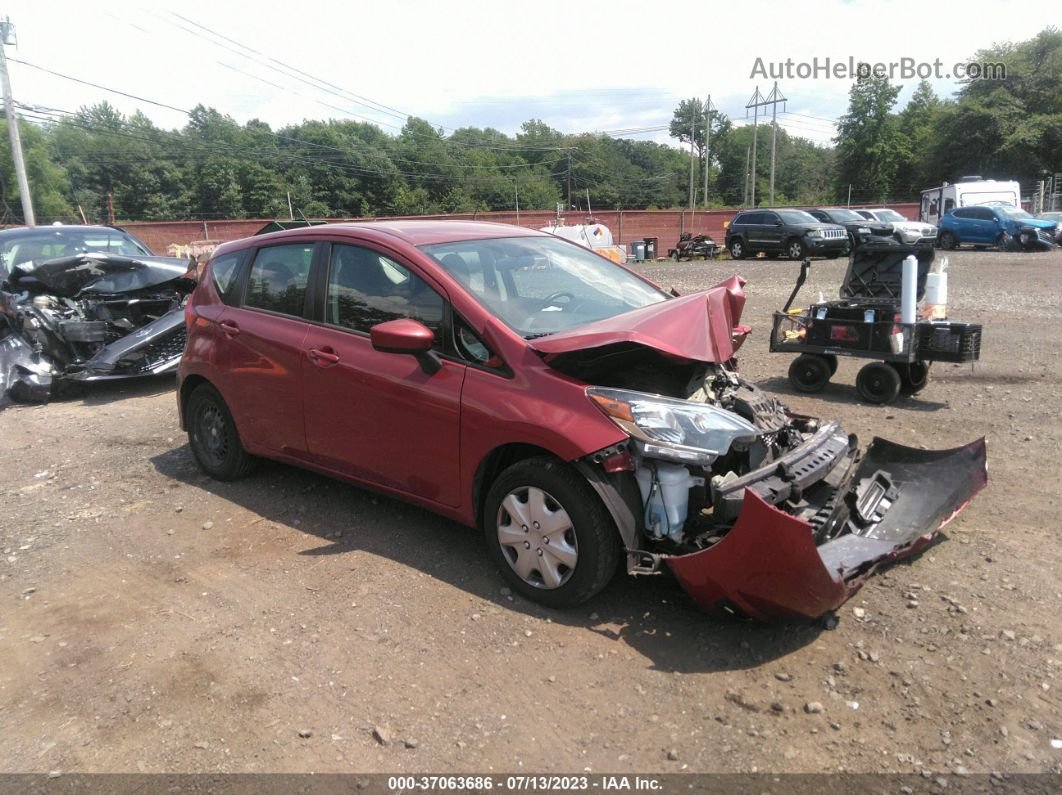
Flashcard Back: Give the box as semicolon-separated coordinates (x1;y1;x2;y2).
244;244;314;317
210;252;242;301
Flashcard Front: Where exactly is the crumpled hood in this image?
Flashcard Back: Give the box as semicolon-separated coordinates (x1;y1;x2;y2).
529;275;747;364
12;253;193;297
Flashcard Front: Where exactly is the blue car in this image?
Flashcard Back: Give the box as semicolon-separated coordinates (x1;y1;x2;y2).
937;205;1058;251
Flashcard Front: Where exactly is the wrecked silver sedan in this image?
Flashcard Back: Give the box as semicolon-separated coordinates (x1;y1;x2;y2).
0;225;194;402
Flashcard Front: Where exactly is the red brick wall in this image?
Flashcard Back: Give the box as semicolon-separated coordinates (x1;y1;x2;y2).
121;203;924;258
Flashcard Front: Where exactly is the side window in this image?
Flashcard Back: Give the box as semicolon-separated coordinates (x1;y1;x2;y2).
944;198;955;212
245;244;314;317
761;212;779;225
952;208;970;219
210;252;242;303
453;316;500;368
326;244;444;337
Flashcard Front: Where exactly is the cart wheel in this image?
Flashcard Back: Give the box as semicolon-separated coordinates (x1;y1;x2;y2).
789;354;832;393
823;354;839;376
889;360;930;394
856;362;902;404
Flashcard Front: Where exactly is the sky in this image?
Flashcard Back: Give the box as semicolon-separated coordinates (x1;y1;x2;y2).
1;0;1054;149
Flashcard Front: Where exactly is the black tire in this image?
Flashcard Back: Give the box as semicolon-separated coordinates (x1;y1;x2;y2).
186;384;255;480
786;238;807;260
856;362;902;404
889;360;930;394
788;354;832;393
728;238;746;259
938;231;957;250
483;457;620;609
823;354;839;376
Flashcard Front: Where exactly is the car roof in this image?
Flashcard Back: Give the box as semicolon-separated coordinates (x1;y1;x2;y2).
223;220;545;254
0;224;137;238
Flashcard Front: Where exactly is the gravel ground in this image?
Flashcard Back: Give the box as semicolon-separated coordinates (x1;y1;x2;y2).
1;247;1060;778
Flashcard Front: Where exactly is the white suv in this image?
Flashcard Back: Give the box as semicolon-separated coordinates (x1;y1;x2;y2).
855;208;937;244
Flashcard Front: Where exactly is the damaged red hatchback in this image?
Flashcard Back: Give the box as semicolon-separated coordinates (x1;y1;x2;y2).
177;221;986;622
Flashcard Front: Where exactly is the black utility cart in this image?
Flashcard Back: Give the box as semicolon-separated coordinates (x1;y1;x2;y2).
770;239;982;404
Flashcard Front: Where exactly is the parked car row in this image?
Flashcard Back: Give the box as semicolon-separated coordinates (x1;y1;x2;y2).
724;206;937;260
723;203;1058;260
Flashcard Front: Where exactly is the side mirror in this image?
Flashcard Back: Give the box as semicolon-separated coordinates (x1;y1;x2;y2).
371;318;441;374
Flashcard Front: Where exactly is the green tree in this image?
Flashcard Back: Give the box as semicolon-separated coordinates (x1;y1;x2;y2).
834;71;904;203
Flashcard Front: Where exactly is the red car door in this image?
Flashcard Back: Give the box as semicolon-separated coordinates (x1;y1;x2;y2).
301;242;465;508
210;242;315;456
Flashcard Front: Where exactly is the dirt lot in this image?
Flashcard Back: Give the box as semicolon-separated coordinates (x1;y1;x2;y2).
1;247;1060;778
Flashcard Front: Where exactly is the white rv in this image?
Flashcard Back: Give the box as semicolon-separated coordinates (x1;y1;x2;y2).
920;178;1021;226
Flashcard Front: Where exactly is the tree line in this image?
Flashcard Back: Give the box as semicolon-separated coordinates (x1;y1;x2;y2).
0;27;1057;224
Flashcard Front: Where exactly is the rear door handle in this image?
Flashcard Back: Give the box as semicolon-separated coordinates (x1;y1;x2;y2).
308;348;340;366
219;320;240;337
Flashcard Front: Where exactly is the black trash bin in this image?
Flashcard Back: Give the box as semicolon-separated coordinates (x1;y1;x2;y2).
643;237;658;260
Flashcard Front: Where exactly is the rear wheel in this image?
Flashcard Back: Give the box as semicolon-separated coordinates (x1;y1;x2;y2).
938;230;957;250
889;360;930;394
484;457;619;608
788;354;832;393
856;362;902;404
728;238;746;259
186;384;255;480
786;238;807;260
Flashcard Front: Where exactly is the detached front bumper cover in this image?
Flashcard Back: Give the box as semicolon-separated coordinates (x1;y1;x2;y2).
665;437;987;622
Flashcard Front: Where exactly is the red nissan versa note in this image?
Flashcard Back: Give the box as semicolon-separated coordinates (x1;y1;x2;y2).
177;221;986;622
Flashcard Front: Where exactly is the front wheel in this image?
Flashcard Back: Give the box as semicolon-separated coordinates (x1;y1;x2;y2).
186;384;255;480
856;362;902;404
483;457;620;608
786;238;807;260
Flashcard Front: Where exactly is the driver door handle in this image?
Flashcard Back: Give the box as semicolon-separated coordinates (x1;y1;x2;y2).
219;320;240;337
308;347;340;366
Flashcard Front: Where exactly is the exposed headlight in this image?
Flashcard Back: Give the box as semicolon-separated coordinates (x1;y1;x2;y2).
807;229;824;238
587;387;760;465
857;226;871;235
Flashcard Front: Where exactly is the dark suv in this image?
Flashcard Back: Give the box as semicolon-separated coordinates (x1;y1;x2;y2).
725;209;847;260
807;208;892;248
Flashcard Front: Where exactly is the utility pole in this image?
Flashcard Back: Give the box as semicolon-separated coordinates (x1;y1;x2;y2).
746;84;786;208
514;178;520;224
0;17;34;226
702;95;713;209
743;145;751;207
688;99;697;211
566;151;572;209
766;82;787;207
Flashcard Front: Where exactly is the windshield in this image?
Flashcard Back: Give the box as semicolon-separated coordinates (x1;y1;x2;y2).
776;210;819;224
822;208;865;223
422;236;670;338
0;227;152;274
1002;207;1034;220
874;209;907;222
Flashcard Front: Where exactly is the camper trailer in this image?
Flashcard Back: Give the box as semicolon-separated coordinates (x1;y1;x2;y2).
920;178;1021;226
